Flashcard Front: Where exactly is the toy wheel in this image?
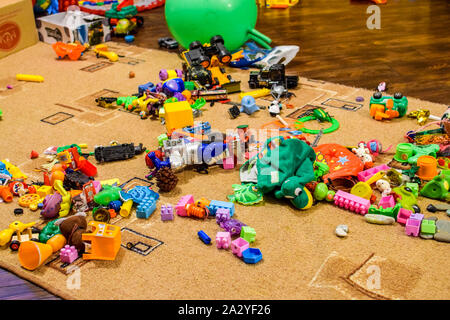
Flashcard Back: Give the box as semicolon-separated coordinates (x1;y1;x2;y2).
10;240;20;251
189;41;203;50
373;92;382;99
219;53;232;64
126;242;134;249
199;55;211;68
210;35;224;45
394;92;403;99
93;208;111;223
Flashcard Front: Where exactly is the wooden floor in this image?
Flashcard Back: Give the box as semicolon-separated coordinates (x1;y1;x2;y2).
1;0;449;300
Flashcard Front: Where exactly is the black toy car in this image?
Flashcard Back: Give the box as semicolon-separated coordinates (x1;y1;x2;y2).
63;169;92;191
248;64;298;89
182;35;231;68
94;143;145;163
158;37;179;50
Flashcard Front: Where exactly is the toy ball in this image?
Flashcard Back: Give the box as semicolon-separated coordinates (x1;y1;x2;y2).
162;78;185;96
165;0;272;51
124;35;135;43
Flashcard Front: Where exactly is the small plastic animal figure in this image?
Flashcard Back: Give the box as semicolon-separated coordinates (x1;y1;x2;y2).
376;179;392;197
352;142;374;169
268;100;281;117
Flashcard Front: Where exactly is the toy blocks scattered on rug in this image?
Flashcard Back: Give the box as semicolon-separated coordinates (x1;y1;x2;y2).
208;200;235;217
397;208;412;225
405;214;424;237
161;204;174;221
333;190;370;215
240;226;256;243
216;232;231;249
231;238;249;258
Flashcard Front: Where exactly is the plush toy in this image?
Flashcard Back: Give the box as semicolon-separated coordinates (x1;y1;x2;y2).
352;142;374;169
275;176;314;209
54;212;88;252
376;179;392;197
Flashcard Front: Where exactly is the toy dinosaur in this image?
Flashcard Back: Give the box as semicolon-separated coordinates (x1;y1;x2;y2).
275;176;314;209
227;183;263;206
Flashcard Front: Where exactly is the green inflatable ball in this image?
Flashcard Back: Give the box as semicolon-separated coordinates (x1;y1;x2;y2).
165;0;272;51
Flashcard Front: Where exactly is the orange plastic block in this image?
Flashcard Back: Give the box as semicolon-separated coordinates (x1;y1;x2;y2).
82;221;121;261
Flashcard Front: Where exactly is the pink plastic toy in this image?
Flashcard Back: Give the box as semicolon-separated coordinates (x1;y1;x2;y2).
161;204;174;221
93;181;102;194
357;164;390;182
405;218;422;237
222;156;235;170
231;238;249;258
333;190;370;215
60;245;78;264
378;195;395;208
396;208;412;225
216;232;231;249
175;195;194;216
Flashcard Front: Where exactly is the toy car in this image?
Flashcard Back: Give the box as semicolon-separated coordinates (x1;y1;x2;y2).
369;92;408;121
93;44;119;62
158;37;179;50
113;18;138;36
248;64;298;89
94;143;145;163
52;42;86;61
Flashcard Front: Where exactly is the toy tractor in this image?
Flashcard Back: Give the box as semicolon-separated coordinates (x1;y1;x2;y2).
0;221;40;251
248;63;299;89
369;92;408;121
105;0;144;36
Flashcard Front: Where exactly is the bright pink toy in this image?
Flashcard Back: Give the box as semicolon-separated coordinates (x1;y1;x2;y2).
216;232;231;249
175;195;194;216
60;245;78;264
357;164;390;182
222;156;235;170
378;195;395;208
161;204;174;221
231;238;249;258
396;208;412;225
405;218;422;237
333;190;370;215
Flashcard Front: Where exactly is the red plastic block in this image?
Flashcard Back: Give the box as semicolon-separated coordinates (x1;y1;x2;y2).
334;190;370;215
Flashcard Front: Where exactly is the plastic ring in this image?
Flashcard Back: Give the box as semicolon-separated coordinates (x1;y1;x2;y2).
295;115;340;134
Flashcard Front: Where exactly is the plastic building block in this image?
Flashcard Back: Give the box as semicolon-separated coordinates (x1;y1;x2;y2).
36;185;53;198
60;245;78;264
223;156;235;169
215;208;231;225
161;204;174;221
220;219;246;236
240;226;256;243
216;232;231;249
231;238;249;258
378;195;396;209
410;213;424;221
406;182;419;197
176;195;194;216
421;220;436;235
82;222;121;260
198;230;211;244
368;203;401;220
333;190;371;215
164;101;194;132
208;200;235;217
242;248;263;264
405;218;421;237
120;186;159;219
357;164;390;182
396;208;412;225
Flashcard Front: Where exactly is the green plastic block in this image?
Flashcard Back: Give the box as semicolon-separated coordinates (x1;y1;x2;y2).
368;203;401;221
421;220;436;235
184;81;196;91
406;182;419;197
158;134;168;147
240;226;256;243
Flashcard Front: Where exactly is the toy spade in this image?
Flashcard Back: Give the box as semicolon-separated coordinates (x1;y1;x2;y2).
350;170;386;200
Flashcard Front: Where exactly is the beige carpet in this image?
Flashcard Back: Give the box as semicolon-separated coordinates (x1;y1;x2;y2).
0;42;448;300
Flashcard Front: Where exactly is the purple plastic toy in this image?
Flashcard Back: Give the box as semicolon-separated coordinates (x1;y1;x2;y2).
161;204;174;221
40;193;62;219
231;238;249;258
405;218;422;237
215;208;231;225
220;218;246;236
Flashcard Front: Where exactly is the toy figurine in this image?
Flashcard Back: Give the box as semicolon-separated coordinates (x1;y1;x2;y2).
352;142;374;169
268;100;281;117
376;179;392;197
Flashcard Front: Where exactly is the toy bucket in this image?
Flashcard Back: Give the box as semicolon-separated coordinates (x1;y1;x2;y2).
393;143;413;163
18;241;53;271
417;156;438;181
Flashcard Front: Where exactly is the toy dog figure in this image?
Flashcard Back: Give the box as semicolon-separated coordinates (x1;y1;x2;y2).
54;212;88;252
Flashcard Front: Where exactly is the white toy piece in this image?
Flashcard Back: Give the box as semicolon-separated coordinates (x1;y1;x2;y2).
376;179;392;197
268;100;281;117
256;45;300;68
352;142;374;169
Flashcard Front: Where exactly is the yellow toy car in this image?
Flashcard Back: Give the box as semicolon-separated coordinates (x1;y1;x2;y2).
93;44;119;62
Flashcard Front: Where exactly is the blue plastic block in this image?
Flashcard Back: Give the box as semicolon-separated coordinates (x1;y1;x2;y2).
136;199;157;219
138;82;155;96
198;230;211;244
208;200;235;217
242;248;262;264
120;186;159;219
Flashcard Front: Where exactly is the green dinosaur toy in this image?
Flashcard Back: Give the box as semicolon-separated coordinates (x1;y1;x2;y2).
227;183;263;206
275;176;314;209
420;171;450;201
39;220;61;243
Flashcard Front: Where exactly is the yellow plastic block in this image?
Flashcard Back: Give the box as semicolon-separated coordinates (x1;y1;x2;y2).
36;185;53;198
164;101;194;132
100;178;120;186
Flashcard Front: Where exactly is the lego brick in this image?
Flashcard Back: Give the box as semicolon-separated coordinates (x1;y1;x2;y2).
396;208;412;225
405;218;421;237
161;204;174;221
378;195;396;208
240;226;256;243
208;200;235;217
220;219;246;236
231;238;249;258
215;208;230;225
421;220;436;235
333;190;370;215
216;232;231;249
164;101;194;132
60;245;78;264
176;195;194;216
198;230;211;244
36;185;53;198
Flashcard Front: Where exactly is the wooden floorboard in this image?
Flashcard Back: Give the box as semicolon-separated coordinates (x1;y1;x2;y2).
1;0;449;300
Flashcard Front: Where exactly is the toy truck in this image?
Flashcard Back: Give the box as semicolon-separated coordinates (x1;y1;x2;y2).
248;63;299;89
369;92;408;121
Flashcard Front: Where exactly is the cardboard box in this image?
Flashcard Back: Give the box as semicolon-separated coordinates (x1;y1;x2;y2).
0;0;38;59
36;11;111;45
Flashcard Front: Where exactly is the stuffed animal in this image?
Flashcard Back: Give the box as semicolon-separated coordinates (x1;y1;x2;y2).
352;142;374;169
54;212;87;252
